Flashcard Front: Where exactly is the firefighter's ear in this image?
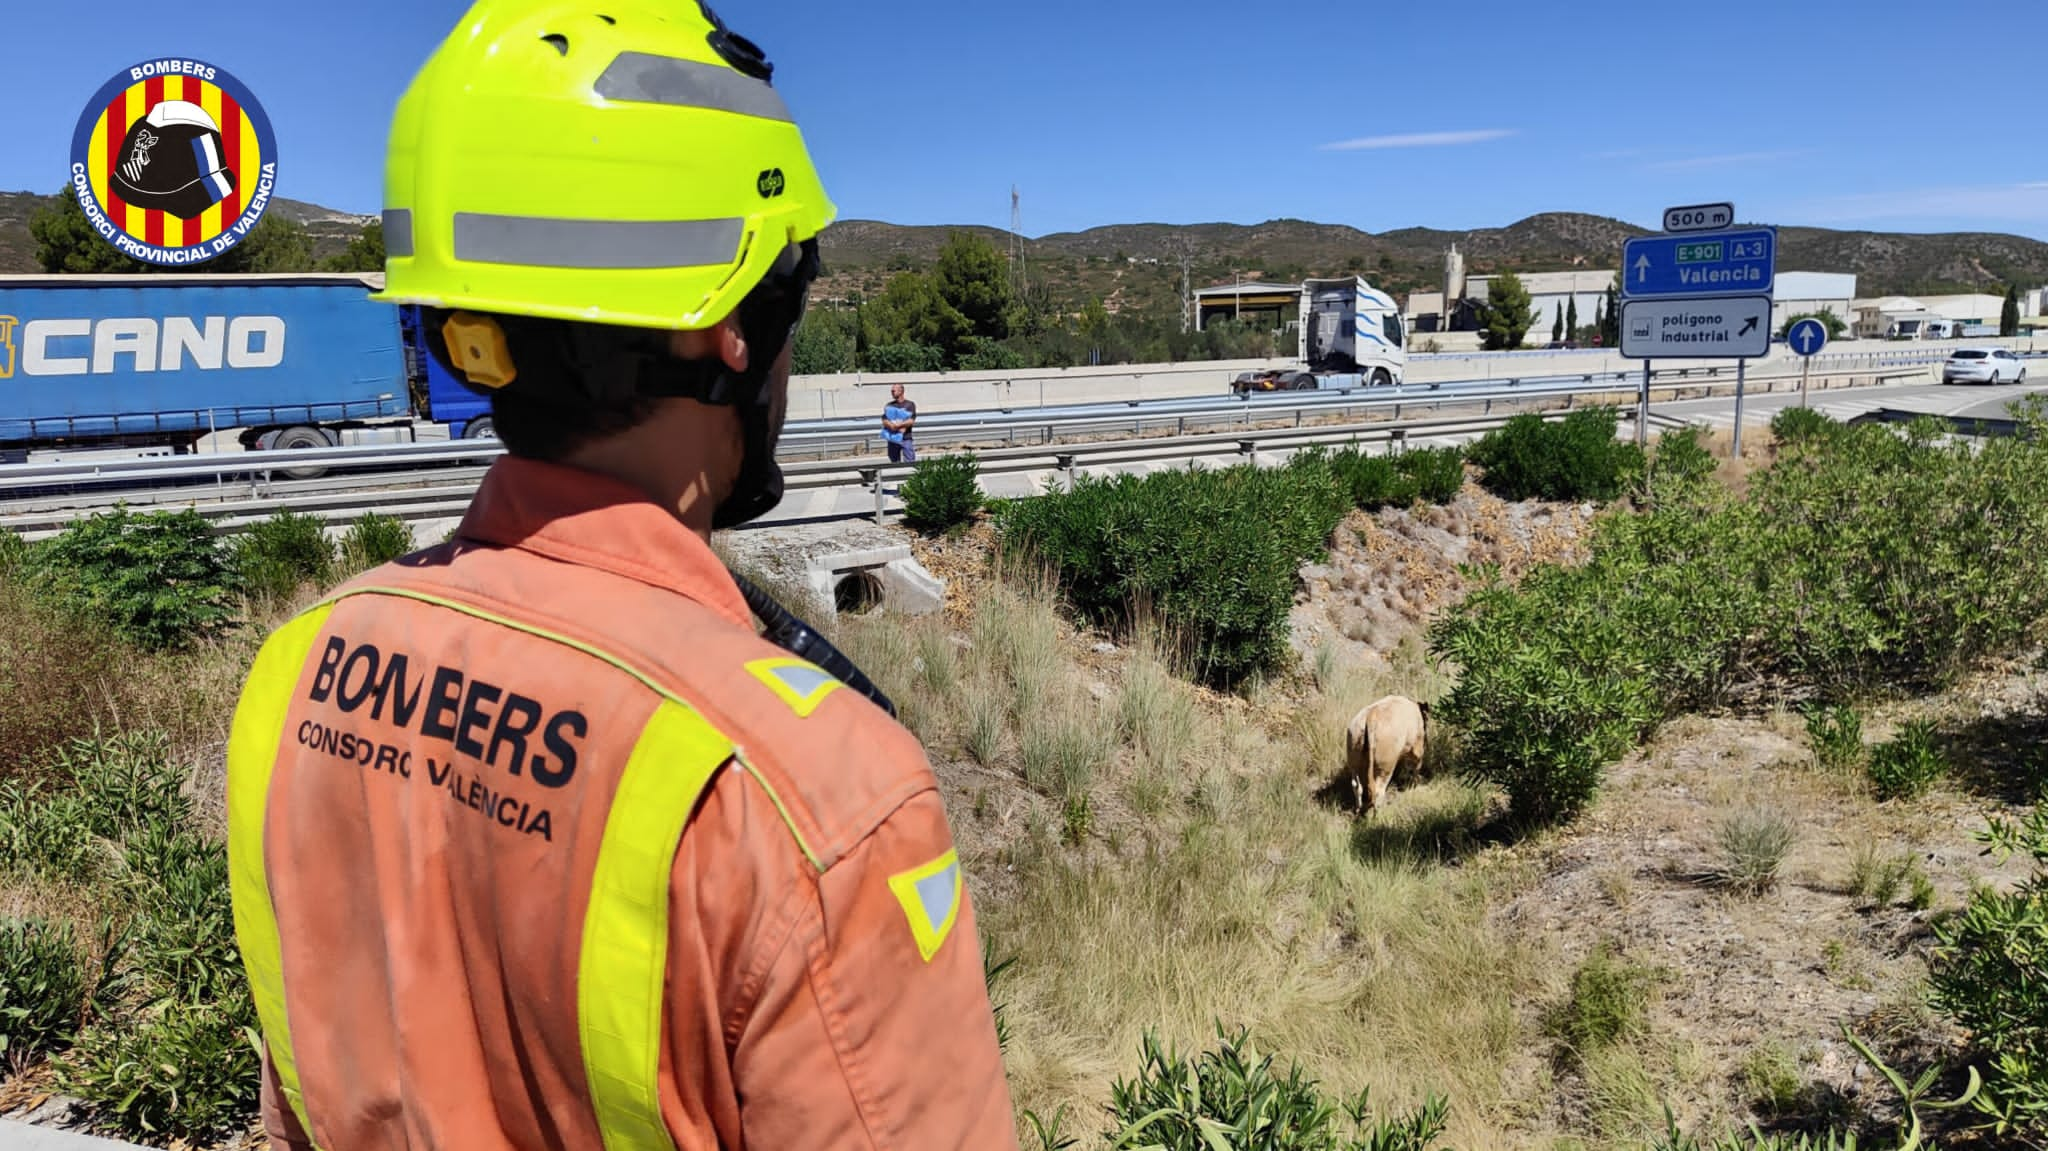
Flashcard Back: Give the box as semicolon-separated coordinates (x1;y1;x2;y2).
670;316;749;374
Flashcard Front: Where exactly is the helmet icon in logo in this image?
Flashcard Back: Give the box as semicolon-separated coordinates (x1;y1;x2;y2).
112;101;237;220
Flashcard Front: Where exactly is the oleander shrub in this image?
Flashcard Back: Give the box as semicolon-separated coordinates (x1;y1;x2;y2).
1769;405;1834;445
1466;407;1644;502
995;452;1347;687
900;452;984;533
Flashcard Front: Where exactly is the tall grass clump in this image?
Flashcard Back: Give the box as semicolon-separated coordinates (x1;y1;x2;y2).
1466;407;1644;502
1546;944;1660;1060
1714;806;1797;896
994;452;1348;687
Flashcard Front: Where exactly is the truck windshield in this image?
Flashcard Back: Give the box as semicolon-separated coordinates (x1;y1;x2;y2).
1383;313;1405;348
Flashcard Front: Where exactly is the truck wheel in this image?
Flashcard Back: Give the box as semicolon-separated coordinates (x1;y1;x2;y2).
1371;369;1393;388
270;425;333;480
462;416;497;440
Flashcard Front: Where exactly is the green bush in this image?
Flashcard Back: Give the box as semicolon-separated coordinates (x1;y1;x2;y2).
864;341;946;373
0;916;88;1069
30;507;236;650
1803;703;1864;775
0;529;28;577
900;452;984;533
1769;406;1834;445
1398;446;1467;505
338;512;413;574
234;508;334;604
1332;450;1404;510
1641;425;1718;507
59;1000;260;1141
1866;719;1945;802
996;453;1347;687
1747;417;2048;694
1104;1024;1451;1150
0;730;259;1142
1466;407;1644;502
1328;447;1464;512
1436;410;2048;830
1929;803;2048;1136
1545;944;1659;1058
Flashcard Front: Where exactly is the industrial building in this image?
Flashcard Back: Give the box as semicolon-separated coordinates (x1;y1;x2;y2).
1770;272;1857;336
1191;281;1301;332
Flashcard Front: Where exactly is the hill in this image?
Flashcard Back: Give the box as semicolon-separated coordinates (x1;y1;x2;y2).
1;188;2043;302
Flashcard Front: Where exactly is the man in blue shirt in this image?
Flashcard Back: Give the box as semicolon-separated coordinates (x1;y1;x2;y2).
881;383;918;463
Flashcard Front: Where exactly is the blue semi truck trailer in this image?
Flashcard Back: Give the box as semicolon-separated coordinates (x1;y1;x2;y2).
0;272;492;462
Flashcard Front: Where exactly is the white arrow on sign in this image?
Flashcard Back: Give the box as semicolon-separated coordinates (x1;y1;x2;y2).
1795;327;1816;353
1633;254;1651;284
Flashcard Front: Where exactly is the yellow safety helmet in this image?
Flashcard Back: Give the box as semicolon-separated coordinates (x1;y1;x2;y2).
372;0;835;332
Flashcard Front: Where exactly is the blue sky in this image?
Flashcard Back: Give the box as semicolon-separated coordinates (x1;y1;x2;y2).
10;0;2046;239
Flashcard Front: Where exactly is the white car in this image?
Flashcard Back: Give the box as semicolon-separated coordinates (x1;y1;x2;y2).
1942;346;2029;385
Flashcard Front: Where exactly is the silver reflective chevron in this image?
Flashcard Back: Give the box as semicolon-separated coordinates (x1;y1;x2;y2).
594;52;792;122
451;213;742;270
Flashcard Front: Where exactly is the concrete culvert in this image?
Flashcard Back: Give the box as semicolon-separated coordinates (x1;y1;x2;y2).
834;569;885;615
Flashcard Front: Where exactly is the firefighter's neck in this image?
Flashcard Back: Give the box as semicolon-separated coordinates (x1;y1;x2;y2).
560;324;751;542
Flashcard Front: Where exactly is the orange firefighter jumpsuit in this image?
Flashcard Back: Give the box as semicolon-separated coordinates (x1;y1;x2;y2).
226;454;1019;1150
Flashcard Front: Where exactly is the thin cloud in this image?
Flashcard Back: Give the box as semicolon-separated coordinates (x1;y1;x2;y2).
1786;183;2048;226
1320;129;1515;152
1587;148;1641;160
1645;150;1804;172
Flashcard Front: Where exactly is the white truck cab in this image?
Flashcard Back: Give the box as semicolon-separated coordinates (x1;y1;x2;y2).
1232;275;1407;392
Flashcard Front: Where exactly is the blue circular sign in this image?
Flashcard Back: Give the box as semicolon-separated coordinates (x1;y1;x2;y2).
1786;317;1829;357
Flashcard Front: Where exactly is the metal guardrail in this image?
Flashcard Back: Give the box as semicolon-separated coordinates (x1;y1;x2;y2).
0;407;1665;537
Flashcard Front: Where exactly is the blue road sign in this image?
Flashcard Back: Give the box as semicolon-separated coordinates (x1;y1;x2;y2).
1786;317;1829;357
1622;227;1776;299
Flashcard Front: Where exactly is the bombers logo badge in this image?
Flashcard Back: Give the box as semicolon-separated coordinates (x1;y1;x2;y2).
68;58;279;266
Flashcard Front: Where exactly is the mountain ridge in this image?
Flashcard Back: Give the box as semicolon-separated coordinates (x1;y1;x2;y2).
1;190;2042;302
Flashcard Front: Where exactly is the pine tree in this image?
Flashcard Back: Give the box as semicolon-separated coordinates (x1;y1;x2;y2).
2002;285;2022;337
1552;309;1564;343
1593;297;1605;344
1566;297;1579;342
1600;284;1621;347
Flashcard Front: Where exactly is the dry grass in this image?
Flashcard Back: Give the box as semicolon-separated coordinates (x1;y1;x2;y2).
867;573;1545;1147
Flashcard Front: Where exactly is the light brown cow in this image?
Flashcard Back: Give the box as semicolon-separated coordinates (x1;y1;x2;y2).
1344;695;1429;814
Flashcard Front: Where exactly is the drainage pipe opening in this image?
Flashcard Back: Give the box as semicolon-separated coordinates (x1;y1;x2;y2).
834;569;885;615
